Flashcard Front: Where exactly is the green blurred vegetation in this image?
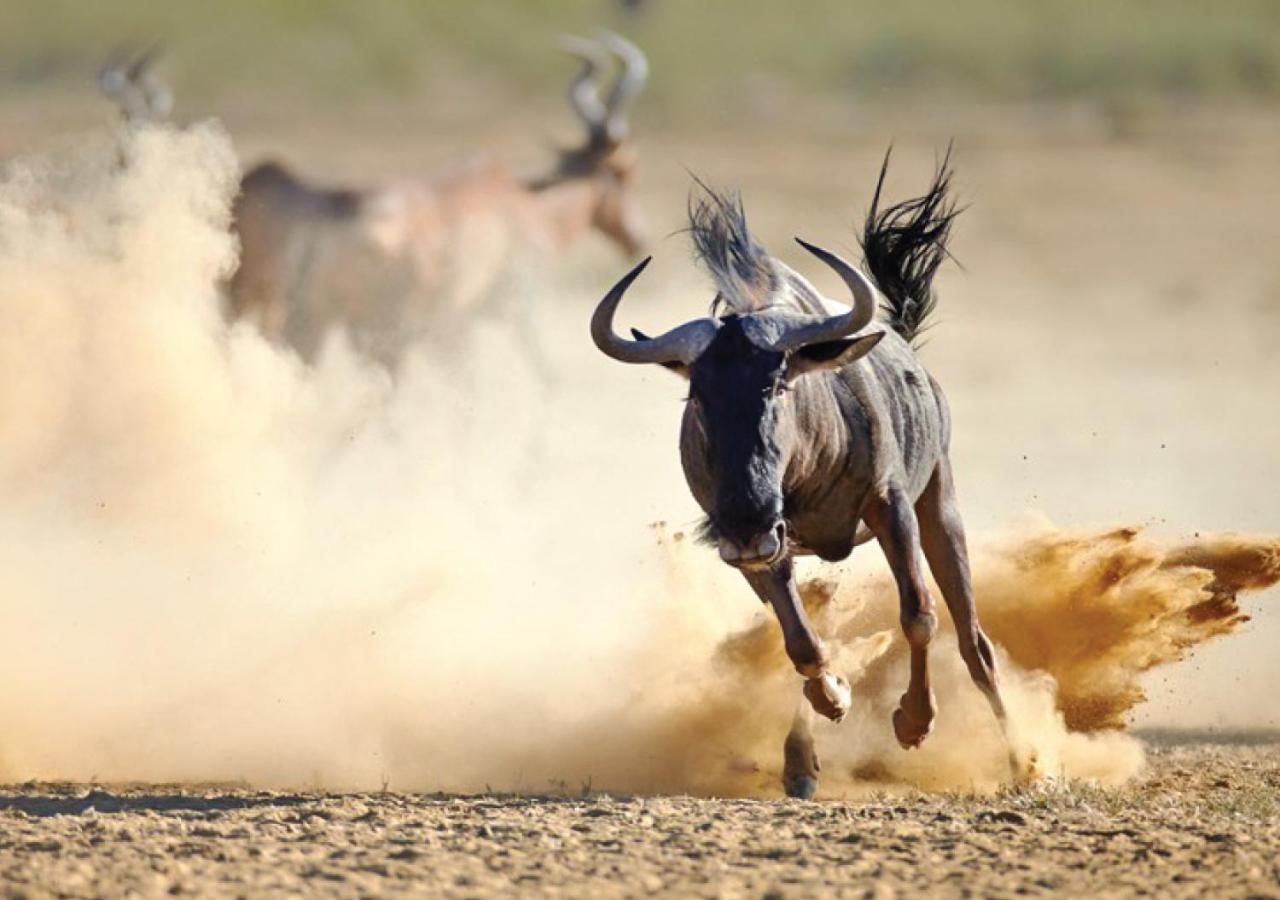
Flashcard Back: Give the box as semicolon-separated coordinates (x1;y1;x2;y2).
3;0;1280;121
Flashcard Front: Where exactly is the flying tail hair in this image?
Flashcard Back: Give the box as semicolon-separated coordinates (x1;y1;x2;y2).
859;145;961;345
687;177;778;315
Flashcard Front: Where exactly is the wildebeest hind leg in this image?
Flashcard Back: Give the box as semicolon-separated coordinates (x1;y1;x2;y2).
916;459;1020;777
863;485;938;749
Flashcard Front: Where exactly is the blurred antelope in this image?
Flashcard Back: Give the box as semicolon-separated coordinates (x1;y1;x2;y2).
229;32;649;364
98;47;173;126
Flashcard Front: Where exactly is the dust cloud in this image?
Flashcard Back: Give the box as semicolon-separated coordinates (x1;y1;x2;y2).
0;125;1275;797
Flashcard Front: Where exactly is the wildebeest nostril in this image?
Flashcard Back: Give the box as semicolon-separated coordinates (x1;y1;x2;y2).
718;540;742;564
754;523;784;560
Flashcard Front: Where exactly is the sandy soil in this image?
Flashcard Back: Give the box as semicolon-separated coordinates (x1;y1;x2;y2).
1;739;1276;899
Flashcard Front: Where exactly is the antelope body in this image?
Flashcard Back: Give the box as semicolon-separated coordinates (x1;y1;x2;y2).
591;156;1014;798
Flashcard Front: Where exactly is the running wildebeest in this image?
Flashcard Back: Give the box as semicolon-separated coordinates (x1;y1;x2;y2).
590;154;1013;798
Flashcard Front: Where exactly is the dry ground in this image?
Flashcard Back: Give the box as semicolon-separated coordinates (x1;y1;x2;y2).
1;739;1277;898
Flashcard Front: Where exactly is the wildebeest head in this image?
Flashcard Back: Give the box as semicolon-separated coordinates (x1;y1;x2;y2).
591;234;883;569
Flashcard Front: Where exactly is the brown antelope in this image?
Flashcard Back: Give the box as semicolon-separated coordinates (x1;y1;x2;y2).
228;32;649;364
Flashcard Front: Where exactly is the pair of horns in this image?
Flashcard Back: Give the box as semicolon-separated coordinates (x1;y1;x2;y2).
591;240;878;365
559;31;648;147
98;45;172;124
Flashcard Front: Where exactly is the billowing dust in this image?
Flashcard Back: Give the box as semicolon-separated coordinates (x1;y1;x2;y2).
0;125;1275;798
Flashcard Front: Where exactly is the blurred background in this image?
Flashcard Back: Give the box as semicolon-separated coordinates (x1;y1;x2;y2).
0;0;1276;737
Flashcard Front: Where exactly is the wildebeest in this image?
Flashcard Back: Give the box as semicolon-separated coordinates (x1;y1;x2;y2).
590;153;1012;798
229;31;649;363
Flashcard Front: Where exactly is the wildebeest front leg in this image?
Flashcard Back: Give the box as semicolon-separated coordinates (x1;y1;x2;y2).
742;560;851;723
863;485;938;749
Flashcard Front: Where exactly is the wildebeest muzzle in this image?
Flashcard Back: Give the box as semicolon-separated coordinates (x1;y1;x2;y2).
717;520;787;569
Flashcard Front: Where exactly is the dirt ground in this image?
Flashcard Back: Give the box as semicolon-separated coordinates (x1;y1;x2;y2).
0;738;1275;898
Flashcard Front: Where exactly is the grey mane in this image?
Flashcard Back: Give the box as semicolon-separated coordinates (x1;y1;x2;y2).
687;180;779;315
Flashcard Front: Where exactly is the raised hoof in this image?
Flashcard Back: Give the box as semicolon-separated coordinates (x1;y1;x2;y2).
892;705;934;750
783;775;818;800
803;672;851;723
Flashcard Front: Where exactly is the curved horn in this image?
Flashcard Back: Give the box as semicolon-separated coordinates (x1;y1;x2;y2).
767;238;880;351
591;257;717;365
558;35;609;136
97;48;130;99
597;31;648;142
126;43;162;81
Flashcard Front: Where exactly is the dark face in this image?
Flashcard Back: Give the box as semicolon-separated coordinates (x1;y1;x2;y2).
686;317;791;568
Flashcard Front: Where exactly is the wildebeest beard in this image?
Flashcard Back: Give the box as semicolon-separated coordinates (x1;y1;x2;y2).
686;317;790;549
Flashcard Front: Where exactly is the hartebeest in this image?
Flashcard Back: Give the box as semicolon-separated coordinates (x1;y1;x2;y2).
590;153;1013;798
229;32;649;363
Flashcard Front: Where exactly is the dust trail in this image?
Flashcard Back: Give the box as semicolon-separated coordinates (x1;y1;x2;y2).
0;124;1275;797
633;521;1279;797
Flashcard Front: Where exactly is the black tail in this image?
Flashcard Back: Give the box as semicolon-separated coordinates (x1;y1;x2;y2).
859;145;961;345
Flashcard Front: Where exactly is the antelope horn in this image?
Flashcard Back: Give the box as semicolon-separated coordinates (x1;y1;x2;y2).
126;43;162;81
597;31;648;143
768;239;879;351
558;35;609;135
591;257;717;365
97;48;130;98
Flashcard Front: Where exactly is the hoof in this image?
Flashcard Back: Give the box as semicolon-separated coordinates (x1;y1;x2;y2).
783;775;818;800
892;705;934;750
1010;747;1045;786
803;672;851;723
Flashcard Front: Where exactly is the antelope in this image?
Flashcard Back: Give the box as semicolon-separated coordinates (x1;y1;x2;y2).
589;154;1014;798
228;32;649;364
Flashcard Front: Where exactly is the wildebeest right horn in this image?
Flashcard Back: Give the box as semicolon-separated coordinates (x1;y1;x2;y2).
767;238;880;351
591;257;718;365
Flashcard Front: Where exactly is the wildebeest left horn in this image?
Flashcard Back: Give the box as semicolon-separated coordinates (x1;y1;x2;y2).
591;257;718;365
768;238;880;351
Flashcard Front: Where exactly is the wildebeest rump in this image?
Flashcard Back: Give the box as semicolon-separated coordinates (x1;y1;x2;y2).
590;151;1014;798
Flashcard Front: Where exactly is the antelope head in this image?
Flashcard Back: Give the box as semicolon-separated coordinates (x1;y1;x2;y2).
98;46;173;126
541;31;649;257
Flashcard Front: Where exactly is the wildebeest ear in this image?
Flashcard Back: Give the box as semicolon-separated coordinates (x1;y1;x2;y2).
631;328;691;378
787;331;885;379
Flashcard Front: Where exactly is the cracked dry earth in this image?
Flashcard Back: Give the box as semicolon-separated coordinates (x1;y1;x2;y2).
1;743;1277;899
